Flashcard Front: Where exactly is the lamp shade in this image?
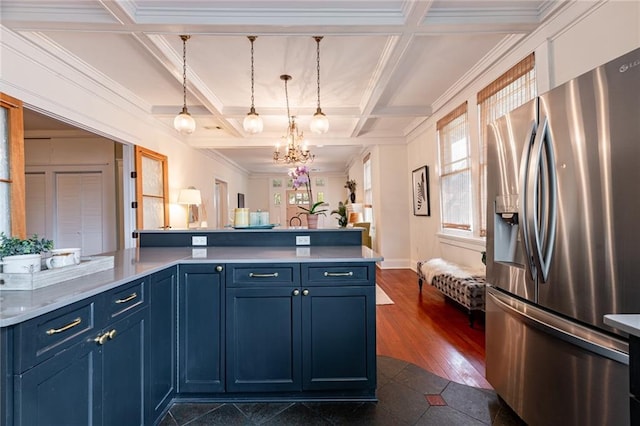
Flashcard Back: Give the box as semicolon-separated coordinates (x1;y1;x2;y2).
310;110;329;134
243;111;264;134
177;188;201;205
174;112;196;135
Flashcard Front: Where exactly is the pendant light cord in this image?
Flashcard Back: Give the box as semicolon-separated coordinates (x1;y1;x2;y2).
314;36;323;111
249;36;256;111
180;35;190;112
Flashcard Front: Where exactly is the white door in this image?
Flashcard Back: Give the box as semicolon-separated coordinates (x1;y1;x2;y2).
55;172;104;255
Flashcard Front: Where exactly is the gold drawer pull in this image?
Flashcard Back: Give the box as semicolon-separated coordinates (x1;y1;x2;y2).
249;272;279;278
115;292;138;304
46;317;82;335
324;271;354;277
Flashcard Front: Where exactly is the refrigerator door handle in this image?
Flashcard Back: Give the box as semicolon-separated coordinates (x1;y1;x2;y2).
527;116;558;283
518;120;537;281
487;289;628;364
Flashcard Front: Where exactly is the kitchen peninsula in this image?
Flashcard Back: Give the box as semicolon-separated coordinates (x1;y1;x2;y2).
0;228;382;425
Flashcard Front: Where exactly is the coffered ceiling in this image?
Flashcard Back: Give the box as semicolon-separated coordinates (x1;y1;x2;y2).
1;0;568;174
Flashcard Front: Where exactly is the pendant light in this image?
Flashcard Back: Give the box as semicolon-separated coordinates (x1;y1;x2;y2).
243;36;264;134
174;35;196;135
309;36;329;134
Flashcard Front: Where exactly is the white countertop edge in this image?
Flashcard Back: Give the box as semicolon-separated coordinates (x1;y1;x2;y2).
1;246;383;327
604;314;640;338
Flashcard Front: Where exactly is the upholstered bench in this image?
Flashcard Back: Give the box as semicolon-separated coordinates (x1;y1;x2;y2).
417;258;486;327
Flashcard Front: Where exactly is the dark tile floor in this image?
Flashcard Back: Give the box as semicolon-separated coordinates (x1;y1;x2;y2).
159;356;526;425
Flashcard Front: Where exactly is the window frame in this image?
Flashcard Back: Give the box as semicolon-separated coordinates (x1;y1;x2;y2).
1;92;26;238
134;146;170;230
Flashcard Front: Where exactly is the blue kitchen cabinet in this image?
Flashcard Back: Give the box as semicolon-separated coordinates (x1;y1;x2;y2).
631;335;639;425
148;266;177;419
225;263;376;395
178;264;225;393
12;277;149;425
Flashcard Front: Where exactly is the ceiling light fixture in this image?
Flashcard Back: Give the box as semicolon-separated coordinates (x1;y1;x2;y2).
309;36;329;134
242;35;263;134
174;35;196;135
274;74;314;165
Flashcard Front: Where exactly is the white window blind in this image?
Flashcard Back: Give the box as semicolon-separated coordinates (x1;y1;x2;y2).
477;53;536;236
438;102;471;231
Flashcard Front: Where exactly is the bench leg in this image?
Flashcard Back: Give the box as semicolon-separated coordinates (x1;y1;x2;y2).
468;310;474;328
418;278;423;291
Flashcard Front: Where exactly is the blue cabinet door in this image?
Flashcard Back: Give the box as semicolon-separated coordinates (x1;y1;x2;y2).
301;286;376;391
15;340;101;425
101;308;147;426
178;264;225;393
226;286;302;392
148;267;177;418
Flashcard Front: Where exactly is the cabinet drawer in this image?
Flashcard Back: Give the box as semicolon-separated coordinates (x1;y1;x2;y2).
302;263;374;286
227;263;299;286
105;278;146;320
15;298;97;372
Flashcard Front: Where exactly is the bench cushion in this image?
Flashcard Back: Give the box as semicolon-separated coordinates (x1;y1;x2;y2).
431;274;486;311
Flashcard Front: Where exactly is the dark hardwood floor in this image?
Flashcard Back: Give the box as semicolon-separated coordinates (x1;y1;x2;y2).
375;268;491;389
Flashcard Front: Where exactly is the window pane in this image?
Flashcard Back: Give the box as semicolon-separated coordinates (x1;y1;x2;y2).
441;169;472;230
143;196;165;230
141;156;163;196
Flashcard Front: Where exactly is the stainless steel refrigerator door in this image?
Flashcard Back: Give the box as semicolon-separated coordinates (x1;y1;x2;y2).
486;286;630;426
485;99;537;302
536;47;640;334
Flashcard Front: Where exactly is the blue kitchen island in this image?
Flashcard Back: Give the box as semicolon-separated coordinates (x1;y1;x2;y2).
0;228;382;425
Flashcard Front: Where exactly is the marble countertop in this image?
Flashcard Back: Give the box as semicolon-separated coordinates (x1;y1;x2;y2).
0;245;382;327
604;314;640;338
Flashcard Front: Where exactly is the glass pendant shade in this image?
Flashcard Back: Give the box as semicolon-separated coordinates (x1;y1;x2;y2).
243;108;263;134
310;109;329;134
174;108;196;135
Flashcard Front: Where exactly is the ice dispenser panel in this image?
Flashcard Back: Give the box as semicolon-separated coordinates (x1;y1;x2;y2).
494;194;525;267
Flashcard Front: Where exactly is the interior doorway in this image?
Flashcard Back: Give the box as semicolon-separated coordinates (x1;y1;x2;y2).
215;179;228;228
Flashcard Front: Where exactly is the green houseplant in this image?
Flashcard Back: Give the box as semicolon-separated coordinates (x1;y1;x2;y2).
0;233;54;273
331;200;349;227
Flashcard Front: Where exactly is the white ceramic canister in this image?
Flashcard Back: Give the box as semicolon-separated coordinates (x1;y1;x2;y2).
234;208;250;227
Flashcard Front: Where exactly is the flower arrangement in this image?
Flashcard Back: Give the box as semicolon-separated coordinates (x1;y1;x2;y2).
289;165;327;216
344;179;357;194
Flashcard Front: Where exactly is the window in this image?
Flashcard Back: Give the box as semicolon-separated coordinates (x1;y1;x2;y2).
0;93;26;237
437;102;471;232
477;53;536;235
135;146;169;230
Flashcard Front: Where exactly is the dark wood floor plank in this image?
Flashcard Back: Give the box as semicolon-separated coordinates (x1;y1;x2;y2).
375;268;491;389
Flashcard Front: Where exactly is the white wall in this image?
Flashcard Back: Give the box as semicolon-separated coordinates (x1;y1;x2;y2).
407;0;640;271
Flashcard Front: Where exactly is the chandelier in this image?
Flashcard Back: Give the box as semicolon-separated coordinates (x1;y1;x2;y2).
273;74;315;164
173;35;196;135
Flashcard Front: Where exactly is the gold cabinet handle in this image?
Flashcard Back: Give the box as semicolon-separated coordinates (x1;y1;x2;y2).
94;333;109;345
249;272;279;278
292;289;300;296
115;293;137;304
302;289;309;296
323;271;353;277
216;265;223;272
46;317;82;335
107;329;117;340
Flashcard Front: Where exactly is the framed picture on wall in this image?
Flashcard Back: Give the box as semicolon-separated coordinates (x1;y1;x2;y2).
412;166;430;216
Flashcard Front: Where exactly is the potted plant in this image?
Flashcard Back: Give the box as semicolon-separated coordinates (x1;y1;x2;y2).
345;179;357;203
0;233;54;274
331;200;349;227
289;166;327;229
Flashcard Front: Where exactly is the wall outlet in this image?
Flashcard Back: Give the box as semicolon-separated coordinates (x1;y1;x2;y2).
296;235;310;246
191;248;207;258
192;236;207;246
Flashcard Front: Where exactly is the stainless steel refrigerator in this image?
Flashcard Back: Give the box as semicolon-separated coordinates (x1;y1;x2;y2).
486;47;640;426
